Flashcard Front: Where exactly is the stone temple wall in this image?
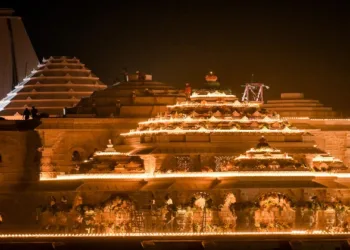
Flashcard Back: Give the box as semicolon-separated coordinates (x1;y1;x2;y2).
0;119;350;184
307;131;350;167
0;130;41;184
36;118;143;174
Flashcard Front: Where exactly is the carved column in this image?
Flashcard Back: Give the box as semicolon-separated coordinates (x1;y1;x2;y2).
140;155;156;174
154;155;167;172
39;147;56;179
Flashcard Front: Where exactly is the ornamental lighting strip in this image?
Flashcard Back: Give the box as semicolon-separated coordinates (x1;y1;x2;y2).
167;103;260;108
283;117;350;121
246;148;281;153
191;92;237;98
0;231;349;238
312;155;342;163
40;171;350;181
121;127;303;136
94;152;129;156
138;117;281;125
234;155;293;160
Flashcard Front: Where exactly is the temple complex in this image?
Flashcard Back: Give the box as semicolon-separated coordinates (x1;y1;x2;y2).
32;73;350;239
263;93;338;118
0;72;350;248
0;7;350;248
0;9;38;100
0;56;107;118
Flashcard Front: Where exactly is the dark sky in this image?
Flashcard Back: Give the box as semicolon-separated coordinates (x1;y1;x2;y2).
2;1;350;113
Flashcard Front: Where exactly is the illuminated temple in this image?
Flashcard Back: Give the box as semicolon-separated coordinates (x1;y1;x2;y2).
2;71;350;249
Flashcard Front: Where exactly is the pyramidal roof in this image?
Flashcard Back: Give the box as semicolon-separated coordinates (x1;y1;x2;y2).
0;56;107;118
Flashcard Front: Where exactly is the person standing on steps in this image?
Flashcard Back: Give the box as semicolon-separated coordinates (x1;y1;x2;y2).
23;108;30;120
31;106;38;119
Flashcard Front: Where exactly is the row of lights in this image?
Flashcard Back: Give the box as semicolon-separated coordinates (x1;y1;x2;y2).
284;117;350;121
167;103;260;108
0;231;348;238
121;127;303;136
40;171;350;181
138;117;282;125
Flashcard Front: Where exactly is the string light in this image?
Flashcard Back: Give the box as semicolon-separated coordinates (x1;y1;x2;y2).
234;155;293;160
0;231;349;238
138;117;282;125
94;152;129;156
40;171;350;181
121;128;304;136
191;91;237;98
312;154;342;163
167;102;260;108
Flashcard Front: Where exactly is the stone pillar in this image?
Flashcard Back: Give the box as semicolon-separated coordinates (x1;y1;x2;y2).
154;155;167;172
39;147;56;179
140;155;156;174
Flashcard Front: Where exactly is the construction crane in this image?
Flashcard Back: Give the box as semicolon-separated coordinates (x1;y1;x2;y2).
241;74;269;103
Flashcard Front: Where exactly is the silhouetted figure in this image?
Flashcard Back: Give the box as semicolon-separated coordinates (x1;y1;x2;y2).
115;100;121;116
31;106;38;119
49;196;57;214
23;108;30;120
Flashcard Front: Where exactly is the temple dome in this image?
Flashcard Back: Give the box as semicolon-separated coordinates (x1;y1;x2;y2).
0;56;107;118
67;71;185;117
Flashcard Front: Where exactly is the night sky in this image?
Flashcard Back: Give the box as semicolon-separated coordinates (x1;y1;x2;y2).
2;1;350;113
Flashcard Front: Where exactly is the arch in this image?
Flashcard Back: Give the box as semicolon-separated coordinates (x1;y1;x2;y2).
68;146;87;163
71;150;81;162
